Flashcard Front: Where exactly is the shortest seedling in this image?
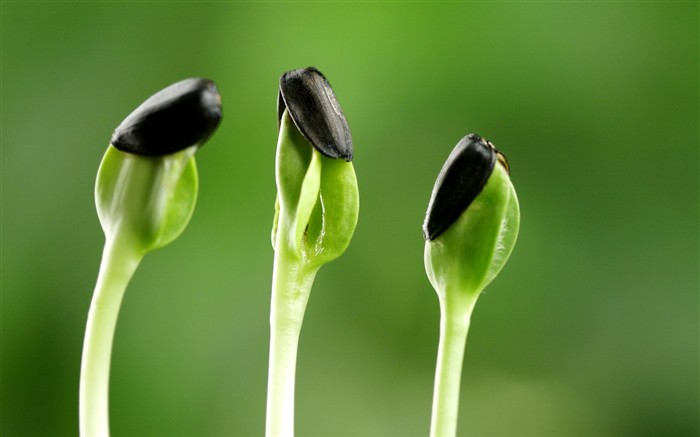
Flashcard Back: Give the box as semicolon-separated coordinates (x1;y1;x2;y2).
423;134;520;437
80;78;222;437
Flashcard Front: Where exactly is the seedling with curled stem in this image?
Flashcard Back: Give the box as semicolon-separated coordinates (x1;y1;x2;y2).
423;134;520;437
267;67;359;437
80;78;222;437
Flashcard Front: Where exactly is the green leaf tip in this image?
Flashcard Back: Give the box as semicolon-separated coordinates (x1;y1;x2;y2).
278;67;353;161
111;78;222;156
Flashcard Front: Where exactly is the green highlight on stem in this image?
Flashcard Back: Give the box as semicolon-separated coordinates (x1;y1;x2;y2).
423;134;520;437
267;67;359;437
80;79;221;437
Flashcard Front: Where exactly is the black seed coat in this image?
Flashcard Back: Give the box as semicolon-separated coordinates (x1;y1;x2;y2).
278;67;353;161
423;134;498;241
111;78;222;156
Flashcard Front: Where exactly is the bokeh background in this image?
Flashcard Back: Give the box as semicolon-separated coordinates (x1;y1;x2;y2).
2;2;698;436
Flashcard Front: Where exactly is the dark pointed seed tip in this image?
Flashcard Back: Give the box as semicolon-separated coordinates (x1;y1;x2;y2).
278;67;354;161
422;133;497;241
111;78;222;156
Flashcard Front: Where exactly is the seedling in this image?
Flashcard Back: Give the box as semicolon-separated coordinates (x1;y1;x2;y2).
267;67;359;437
423;134;520;437
80;78;222;437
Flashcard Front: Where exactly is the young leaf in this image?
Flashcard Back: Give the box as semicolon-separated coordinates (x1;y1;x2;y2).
303;155;359;268
424;162;519;296
95;146;199;254
274;110;322;255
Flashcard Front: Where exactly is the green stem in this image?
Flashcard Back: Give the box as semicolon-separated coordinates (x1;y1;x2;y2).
265;247;317;437
80;237;142;437
429;290;479;437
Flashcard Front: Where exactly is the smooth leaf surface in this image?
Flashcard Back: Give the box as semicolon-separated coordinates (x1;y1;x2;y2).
273;111;358;267
95;145;198;254
274;111;321;255
425;164;519;297
304;156;359;268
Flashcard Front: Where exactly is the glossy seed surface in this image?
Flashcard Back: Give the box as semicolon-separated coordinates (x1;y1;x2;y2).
278;67;353;161
423;134;498;241
111;78;222;156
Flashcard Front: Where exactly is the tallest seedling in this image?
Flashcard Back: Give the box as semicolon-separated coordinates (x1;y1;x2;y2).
81;79;222;437
424;134;520;437
267;67;359;437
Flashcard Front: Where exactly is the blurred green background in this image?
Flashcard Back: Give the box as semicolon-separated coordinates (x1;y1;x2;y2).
2;2;698;436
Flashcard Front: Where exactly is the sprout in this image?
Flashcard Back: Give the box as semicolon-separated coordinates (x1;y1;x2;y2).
424;134;520;437
80;78;222;437
267;67;359;437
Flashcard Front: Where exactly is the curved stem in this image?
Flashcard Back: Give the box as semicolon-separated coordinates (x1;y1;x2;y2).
80;237;142;437
265;247;317;437
429;291;478;437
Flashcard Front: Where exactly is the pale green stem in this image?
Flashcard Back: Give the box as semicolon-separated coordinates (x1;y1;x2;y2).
80;236;142;437
429;290;479;437
265;246;318;437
